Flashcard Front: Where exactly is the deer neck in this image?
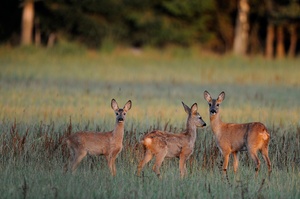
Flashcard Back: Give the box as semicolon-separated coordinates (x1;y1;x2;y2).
112;122;125;141
186;120;197;144
210;113;223;137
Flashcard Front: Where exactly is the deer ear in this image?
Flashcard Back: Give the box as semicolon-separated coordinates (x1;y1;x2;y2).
111;99;119;111
123;100;132;111
217;91;225;103
190;103;198;114
182;102;191;114
204;90;212;103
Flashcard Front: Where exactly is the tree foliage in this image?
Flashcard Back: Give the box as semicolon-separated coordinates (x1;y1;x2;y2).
1;0;299;55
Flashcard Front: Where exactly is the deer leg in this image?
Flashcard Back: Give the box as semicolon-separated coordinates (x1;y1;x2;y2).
249;150;260;176
153;150;167;178
261;146;272;174
137;150;153;176
71;149;87;172
108;150;120;176
64;147;74;172
109;156;117;176
152;163;156;172
221;152;232;185
232;152;239;173
106;155;114;175
179;154;187;178
222;153;230;175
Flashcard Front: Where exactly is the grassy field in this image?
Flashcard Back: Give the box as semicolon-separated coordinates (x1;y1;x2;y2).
0;45;299;198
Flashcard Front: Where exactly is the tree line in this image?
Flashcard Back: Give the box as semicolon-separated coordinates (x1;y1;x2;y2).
1;0;300;58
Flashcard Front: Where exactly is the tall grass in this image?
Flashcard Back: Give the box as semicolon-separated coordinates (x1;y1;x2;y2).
0;46;299;198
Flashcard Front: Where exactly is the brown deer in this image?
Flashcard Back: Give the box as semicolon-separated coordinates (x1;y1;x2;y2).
137;102;206;178
65;99;132;176
203;90;271;176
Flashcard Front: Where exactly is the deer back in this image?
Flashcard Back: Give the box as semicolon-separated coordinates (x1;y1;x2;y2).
141;102;206;158
142;130;190;157
67;131;113;156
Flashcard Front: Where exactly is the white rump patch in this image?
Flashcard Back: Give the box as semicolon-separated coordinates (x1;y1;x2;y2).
144;137;152;146
260;132;269;141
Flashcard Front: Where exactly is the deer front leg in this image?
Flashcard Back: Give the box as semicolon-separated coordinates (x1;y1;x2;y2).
179;154;188;178
232;152;239;173
110;157;117;176
108;150;120;176
222;153;230;175
107;158;116;176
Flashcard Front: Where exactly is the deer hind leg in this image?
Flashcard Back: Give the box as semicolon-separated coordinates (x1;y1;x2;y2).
232;152;239;173
153;150;167;178
249;149;261;176
71;149;87;172
64;141;76;172
64;146;74;172
137;150;153;176
261;145;272;174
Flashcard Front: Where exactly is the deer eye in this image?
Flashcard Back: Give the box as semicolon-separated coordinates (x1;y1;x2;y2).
123;112;126;115
216;104;219;107
116;112;119;116
209;103;211;107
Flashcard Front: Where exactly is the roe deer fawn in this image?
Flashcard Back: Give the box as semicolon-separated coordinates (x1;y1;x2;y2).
65;99;132;176
137;102;206;178
203;91;271;176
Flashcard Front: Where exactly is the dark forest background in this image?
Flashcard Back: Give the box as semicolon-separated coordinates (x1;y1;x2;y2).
1;0;300;58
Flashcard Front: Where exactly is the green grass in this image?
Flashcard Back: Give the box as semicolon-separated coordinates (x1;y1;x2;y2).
0;46;299;198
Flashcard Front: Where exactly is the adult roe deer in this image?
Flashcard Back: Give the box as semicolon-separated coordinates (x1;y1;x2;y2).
203;91;271;176
137;102;206;178
65;99;132;176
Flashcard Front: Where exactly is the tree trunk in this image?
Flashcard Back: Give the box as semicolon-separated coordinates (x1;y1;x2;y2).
249;23;260;54
217;14;234;53
265;23;274;59
288;24;297;58
47;33;56;48
276;25;285;59
34;18;41;47
21;0;34;46
233;0;250;56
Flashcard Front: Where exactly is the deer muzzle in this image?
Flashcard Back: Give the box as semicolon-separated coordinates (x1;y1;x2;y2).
118;118;124;122
210;109;217;115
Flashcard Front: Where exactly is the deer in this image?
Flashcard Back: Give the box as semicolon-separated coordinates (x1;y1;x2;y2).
137;102;206;178
203;90;271;176
64;99;132;176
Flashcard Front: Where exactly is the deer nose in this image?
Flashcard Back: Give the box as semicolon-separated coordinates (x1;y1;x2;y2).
118;118;124;122
210;109;217;114
203;123;206;126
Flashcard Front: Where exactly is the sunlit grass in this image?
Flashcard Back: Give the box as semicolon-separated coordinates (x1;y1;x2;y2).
1;47;299;125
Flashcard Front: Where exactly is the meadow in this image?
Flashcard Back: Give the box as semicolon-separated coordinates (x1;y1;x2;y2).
0;45;299;198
